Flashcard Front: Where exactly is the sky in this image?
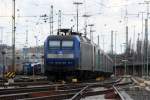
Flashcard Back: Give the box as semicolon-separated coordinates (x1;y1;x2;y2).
0;0;148;53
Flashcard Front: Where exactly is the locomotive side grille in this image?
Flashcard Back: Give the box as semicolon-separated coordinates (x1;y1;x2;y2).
47;54;74;58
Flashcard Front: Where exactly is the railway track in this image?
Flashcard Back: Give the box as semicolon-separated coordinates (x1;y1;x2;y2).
112;76;150;100
0;81;51;87
0;77;133;100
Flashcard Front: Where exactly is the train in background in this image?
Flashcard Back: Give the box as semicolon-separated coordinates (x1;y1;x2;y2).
44;29;113;80
23;62;42;75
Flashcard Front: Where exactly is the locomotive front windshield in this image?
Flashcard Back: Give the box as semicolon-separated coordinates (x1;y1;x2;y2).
62;41;73;48
49;41;61;49
49;40;73;49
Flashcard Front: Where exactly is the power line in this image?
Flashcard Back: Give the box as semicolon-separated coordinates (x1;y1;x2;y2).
0;15;38;18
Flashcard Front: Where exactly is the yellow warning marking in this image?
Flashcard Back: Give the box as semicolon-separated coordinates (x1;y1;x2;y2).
12;72;15;78
12;74;15;78
11;72;15;78
9;72;14;78
5;72;16;78
6;72;11;77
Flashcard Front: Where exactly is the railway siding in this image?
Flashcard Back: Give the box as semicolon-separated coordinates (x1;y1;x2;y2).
0;77;133;100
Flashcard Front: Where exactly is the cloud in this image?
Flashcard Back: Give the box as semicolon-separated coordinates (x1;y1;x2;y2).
0;0;148;53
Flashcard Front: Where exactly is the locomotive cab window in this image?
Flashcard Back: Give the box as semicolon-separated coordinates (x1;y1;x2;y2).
62;41;73;48
49;41;60;49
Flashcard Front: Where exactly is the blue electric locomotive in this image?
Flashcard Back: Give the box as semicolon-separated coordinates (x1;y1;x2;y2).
44;29;113;80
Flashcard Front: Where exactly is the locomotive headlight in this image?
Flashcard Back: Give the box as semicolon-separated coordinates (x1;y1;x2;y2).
66;54;74;58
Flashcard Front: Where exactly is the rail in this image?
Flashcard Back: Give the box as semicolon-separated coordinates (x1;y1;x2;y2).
70;85;89;100
16;86;114;100
113;85;125;100
0;92;30;100
0;78;123;100
0;82;93;96
0;81;50;87
17;93;75;100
